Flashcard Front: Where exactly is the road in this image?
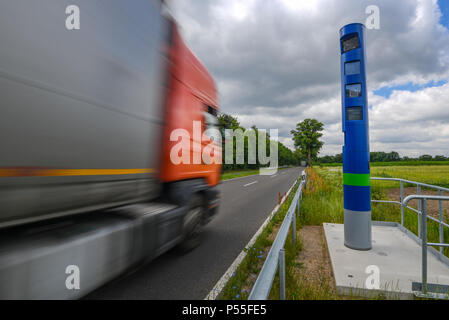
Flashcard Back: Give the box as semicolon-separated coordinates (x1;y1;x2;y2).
86;167;303;300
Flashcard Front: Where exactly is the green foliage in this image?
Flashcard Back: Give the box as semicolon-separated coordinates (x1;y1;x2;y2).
218;113;299;171
371;151;400;162
302;166;449;258
291;119;324;166
219;181;301;300
218;113;240;131
278;142;298;166
318;153;342;164
316;165;449;190
221;170;260;181
317;152;448;164
299;167;344;226
419;154;433;161
371;165;449;189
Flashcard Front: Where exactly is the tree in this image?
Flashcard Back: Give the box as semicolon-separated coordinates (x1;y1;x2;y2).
370;151;400;162
335;153;343;163
419;155;433;161
386;151;400;161
278;142;298;166
218;114;240;131
291;119;324;166
293;149;302;166
218;114;242;171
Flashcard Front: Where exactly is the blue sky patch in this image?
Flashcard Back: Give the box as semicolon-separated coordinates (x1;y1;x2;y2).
438;0;449;28
373;80;447;98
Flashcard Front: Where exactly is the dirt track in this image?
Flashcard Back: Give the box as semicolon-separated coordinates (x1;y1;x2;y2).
386;188;449;222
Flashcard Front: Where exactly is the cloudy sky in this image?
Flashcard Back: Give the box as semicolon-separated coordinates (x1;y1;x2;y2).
169;0;449;157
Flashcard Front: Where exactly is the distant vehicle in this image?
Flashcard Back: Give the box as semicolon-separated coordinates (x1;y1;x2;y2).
0;0;221;299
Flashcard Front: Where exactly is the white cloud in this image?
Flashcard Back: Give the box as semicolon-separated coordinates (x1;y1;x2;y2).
170;0;449;157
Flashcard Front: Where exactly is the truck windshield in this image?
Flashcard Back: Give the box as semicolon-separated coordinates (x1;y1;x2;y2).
203;110;220;143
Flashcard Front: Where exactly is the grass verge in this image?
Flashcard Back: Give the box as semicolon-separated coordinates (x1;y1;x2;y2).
219;177;301;300
301;166;449;257
221;165;449;300
221;170;260;181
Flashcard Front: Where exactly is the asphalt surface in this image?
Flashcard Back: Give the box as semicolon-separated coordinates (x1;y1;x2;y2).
86;167;303;300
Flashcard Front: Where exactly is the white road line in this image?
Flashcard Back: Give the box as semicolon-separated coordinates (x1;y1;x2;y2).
243;181;258;187
204;178;298;300
222;174;259;183
270;175;278;178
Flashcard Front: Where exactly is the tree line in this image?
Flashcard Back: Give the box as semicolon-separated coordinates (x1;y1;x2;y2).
218;114;301;171
318;152;449;163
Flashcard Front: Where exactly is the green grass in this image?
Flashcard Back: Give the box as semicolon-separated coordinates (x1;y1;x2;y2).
301;166;449;257
268;217;304;300
278;168;367;299
299;167;344;226
372;165;449;189
221;170;260;181
321;165;449;189
219;179;301;300
289;166;449;300
221;165;449;300
220;169;346;300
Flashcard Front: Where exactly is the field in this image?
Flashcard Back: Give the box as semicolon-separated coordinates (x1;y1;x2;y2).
323;165;449;189
319;161;449;167
220;165;449;300
286;165;449;299
301;165;449;256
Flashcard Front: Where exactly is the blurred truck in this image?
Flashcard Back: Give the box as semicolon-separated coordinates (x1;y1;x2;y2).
0;0;221;299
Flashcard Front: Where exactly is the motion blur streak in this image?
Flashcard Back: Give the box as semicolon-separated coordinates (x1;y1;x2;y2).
0;168;155;177
0;0;221;299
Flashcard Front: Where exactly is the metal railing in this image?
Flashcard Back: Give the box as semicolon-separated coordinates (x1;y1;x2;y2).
248;170;307;300
371;177;449;297
402;195;449;297
371;177;449;254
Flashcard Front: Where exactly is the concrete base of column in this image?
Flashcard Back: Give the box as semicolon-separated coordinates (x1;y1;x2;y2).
344;209;372;250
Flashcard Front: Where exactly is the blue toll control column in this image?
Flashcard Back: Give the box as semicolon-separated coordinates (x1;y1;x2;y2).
339;23;372;250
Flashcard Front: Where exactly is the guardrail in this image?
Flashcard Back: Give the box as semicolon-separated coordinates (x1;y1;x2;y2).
248;170;307;300
402;195;449;297
371;177;449;254
371;177;449;298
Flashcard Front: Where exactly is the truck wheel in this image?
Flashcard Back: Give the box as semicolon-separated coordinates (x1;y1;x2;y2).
177;194;204;253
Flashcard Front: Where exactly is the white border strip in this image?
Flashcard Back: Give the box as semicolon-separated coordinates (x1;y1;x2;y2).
221;167;297;183
204;178;298;300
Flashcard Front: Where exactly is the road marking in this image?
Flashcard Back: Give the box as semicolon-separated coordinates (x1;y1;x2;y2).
243;181;258;187
204;178;298;300
270;175;278;178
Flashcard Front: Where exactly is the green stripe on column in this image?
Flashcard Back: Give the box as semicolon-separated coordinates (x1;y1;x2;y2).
343;173;371;186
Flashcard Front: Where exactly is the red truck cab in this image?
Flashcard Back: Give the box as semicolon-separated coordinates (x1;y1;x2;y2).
160;22;222;187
